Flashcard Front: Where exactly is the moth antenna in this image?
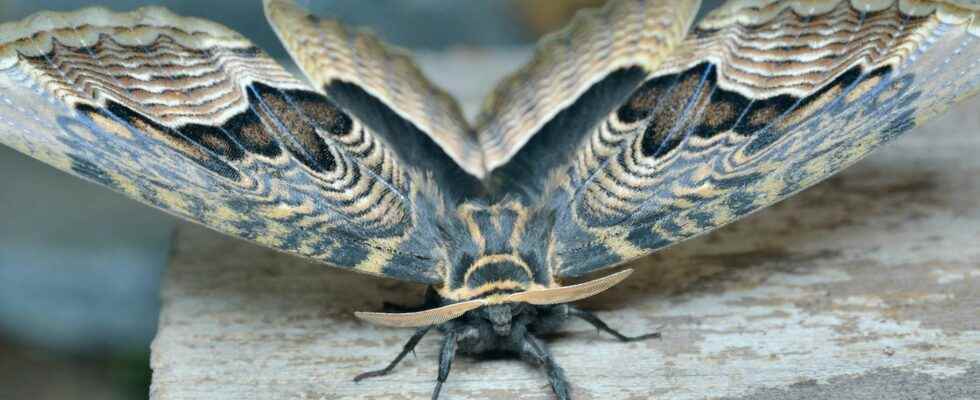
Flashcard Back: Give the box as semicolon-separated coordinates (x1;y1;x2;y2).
355;299;485;328
505;269;633;305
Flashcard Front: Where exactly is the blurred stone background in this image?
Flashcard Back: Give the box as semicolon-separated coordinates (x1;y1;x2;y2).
0;1;723;399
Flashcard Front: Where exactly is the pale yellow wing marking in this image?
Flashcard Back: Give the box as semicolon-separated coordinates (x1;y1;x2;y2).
263;0;483;177
475;0;703;172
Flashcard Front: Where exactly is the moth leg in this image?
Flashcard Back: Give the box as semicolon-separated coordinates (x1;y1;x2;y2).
568;306;660;342
431;331;459;400
354;326;432;382
520;332;570;400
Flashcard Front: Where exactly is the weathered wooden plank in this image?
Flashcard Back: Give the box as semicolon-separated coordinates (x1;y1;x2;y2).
150;84;980;400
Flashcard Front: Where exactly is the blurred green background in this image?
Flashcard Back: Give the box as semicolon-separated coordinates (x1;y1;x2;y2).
0;1;722;398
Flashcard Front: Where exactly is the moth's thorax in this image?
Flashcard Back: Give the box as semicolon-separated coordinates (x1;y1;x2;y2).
438;200;556;301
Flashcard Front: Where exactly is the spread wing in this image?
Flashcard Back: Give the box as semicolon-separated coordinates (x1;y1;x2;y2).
263;0;484;178
0;6;461;284
476;0;702;173
506;0;980;277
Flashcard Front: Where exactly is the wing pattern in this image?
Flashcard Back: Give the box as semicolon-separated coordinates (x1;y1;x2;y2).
263;0;482;178
475;0;701;172
0;6;450;283
1;1;978;288
542;0;980;277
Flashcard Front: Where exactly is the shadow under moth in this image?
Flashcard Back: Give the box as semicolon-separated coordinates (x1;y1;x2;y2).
1;0;978;399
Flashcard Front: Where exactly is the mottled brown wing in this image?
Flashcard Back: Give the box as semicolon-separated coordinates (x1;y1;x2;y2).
0;6;459;284
476;0;703;173
514;0;980;277
263;0;484;177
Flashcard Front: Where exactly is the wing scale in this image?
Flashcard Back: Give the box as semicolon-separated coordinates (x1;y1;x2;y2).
530;0;980;277
476;0;702;172
0;6;453;283
2;0;978;286
264;0;483;179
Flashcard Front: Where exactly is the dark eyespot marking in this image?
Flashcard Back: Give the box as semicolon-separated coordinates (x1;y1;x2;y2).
743;66;865;155
247;82;342;173
220;107;282;159
639;63;714;157
619;59;904;164
621;63;712;130
280;84;353;137
733;93;798;135
97;101;241;181
692;79;752;139
176;123;245;161
617;69;678;124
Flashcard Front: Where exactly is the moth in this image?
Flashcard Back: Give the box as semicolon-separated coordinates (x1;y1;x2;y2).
1;0;978;398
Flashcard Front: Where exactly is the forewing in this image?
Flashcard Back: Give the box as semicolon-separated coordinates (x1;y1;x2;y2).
545;0;980;277
476;0;702;173
263;0;483;178
0;6;453;284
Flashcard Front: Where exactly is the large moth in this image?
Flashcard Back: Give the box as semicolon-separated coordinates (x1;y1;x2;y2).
1;1;978;399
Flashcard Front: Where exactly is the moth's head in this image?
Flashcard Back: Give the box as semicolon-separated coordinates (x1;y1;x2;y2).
354;269;633;329
475;303;517;336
